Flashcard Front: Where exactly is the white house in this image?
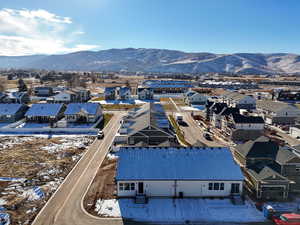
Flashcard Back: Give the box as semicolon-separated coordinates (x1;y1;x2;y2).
257;100;300;125
184;91;208;106
116;147;244;198
64;103;102;123
223;92;256;110
222;114;265;141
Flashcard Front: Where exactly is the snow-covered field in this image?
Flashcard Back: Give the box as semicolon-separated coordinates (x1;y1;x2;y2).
0;123;10;128
95;198;266;223
0;136;94;224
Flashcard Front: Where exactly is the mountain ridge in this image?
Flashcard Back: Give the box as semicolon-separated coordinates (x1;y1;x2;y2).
1;48;300;74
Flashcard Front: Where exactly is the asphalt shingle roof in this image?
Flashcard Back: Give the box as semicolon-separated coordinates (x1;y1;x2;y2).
116;148;244;181
0;104;25;115
64;103;100;115
232;114;264;124
25;104;64;117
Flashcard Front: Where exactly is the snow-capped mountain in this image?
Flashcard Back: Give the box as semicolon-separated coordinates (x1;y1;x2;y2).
1;48;300;74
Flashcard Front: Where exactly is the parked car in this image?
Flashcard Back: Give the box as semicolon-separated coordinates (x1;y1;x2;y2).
97;130;104;139
203;132;212;141
272;213;300;225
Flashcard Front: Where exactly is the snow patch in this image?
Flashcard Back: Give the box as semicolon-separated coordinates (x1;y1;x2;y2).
95;198;266;223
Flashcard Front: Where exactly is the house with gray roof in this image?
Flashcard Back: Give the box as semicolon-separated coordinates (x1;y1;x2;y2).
115;103;177;146
257;100;300;125
25;103;66;122
116;147;244;198
64;103;102;123
184;90;208;106
104;87;117;100
234;136;300;199
223;92;256;110
222;113;265;141
0;104;28;122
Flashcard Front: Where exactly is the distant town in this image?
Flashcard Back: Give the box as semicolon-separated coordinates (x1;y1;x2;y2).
2;69;300;225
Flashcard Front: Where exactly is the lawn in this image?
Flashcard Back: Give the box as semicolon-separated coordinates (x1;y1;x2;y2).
169;115;191;146
103;113;114;128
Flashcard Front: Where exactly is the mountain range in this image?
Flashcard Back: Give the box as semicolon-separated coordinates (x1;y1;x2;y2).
1;48;300;74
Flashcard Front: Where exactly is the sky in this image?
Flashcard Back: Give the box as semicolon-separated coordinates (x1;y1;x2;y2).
0;0;300;56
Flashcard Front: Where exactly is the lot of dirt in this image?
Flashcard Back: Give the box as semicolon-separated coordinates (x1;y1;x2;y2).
0;136;94;225
83;154;117;216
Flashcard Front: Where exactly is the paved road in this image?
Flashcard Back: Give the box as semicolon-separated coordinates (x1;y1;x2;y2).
168;98;225;147
32;112;125;225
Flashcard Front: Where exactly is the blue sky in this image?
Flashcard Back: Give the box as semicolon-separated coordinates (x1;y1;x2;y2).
0;0;299;55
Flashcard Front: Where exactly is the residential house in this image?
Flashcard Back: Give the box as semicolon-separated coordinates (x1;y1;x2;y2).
5;92;30;104
118;87;131;100
0;92;6;103
211;106;239;129
223;92;256;110
104;87;116;100
137;87;154;100
72;88;91;102
115;103;177;146
257;100;300;125
234;136;300;199
143;80;193;94
50;91;78;103
64;103;102;123
223;114;265;141
0;104;28;122
34;87;54;97
25;103;65;122
208;102;228;126
184;90;208;106
116;147;244;198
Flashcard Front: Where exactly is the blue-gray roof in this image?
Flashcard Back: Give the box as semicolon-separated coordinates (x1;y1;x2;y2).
119;87;130;96
25;104;64;117
104;87;116;94
116;148;244;181
143;80;193;88
0;104;25;115
64;103;100;115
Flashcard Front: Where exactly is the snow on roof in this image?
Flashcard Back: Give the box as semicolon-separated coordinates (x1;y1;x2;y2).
64;103;100;115
25;103;64;117
0;104;25;115
116;148;244;181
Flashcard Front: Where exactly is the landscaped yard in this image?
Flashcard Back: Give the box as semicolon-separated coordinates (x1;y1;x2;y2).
169;115;191;146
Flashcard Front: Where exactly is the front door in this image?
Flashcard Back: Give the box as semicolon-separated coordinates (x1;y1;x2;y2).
138;182;144;194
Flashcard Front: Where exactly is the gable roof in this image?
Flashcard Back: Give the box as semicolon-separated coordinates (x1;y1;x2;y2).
235;136;279;158
210;102;227;114
248;166;290;182
104;87;116;94
116;148;244;181
125;103;173;137
231;114;264;124
0;104;26;115
219;107;240;116
276;147;300;164
64;103;100;115
119;87;130;95
25;104;64;117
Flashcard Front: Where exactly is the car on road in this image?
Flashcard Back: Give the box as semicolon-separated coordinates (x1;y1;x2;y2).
203;132;212;141
272;213;300;225
97;130;104;139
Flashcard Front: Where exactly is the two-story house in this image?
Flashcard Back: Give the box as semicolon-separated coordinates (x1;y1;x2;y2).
223;92;256;110
234;136;300;200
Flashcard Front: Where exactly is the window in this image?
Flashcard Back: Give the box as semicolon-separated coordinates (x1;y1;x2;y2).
214;183;220;190
208;182;224;191
119;182;135;191
220;183;224;190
